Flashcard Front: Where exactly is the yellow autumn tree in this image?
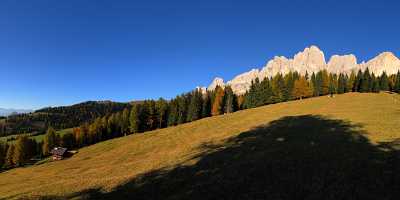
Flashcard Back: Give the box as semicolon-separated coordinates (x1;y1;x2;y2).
292;76;313;99
211;86;225;116
321;70;329;95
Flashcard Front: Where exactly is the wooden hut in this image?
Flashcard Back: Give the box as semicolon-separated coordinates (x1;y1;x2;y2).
50;147;67;160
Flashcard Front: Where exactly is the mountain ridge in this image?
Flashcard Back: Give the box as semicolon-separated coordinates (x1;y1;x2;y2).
0;108;33;116
206;45;400;95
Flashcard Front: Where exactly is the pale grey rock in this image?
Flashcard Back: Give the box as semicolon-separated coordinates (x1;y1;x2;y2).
208;77;225;91
327;54;358;74
361;52;400;75
227;69;260;95
205;46;400;95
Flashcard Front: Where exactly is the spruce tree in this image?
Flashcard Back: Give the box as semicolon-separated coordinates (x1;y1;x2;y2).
360;68;371;92
260;77;273;105
371;73;380;93
187;90;203;122
315;71;323;96
201;92;211;118
61;132;75;149
272;73;286;102
311;72;318;96
328;73;337;95
244;80;257;108
167;99;179;126
379;71;389;91
354;69;363;92
348;71;356;92
177;95;189;124
337;73;346;94
394;71;400;93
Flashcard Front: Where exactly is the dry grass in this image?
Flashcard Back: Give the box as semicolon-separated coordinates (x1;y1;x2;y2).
0;92;399;199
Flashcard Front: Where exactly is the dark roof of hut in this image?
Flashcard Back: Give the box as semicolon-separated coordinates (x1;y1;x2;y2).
50;147;67;156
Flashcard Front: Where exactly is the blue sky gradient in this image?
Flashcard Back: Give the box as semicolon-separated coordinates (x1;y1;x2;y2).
1;0;399;109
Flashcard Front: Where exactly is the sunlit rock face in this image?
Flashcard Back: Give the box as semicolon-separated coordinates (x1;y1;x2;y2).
327;54;358;75
360;52;400;75
207;77;225;91
205;45;400;95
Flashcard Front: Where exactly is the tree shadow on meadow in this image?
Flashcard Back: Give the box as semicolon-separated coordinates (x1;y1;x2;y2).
40;115;400;200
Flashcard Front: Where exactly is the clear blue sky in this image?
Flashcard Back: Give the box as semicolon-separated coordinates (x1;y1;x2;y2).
1;0;399;109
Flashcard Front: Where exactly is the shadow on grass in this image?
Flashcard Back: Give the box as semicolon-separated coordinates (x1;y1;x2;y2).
37;115;400;200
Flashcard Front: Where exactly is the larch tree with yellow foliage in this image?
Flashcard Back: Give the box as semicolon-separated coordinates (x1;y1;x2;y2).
211;86;225;116
292;76;313;99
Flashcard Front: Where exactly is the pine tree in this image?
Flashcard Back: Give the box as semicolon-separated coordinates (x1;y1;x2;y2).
5;144;15;168
379;71;390;91
13;135;30;166
42;127;57;156
129;104;141;133
211;86;225;116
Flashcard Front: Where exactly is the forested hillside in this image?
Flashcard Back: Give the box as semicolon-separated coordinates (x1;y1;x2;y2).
0;101;129;137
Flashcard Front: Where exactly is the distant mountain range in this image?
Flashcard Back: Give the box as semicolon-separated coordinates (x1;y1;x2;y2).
204;45;400;95
0;108;33;116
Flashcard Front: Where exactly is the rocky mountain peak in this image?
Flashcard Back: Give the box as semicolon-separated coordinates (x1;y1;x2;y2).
208;77;225;91
204;46;400;95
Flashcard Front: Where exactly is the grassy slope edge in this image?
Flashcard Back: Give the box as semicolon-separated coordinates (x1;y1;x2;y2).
0;92;400;199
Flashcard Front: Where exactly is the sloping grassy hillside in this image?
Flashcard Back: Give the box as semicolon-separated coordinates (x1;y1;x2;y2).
1;93;400;199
